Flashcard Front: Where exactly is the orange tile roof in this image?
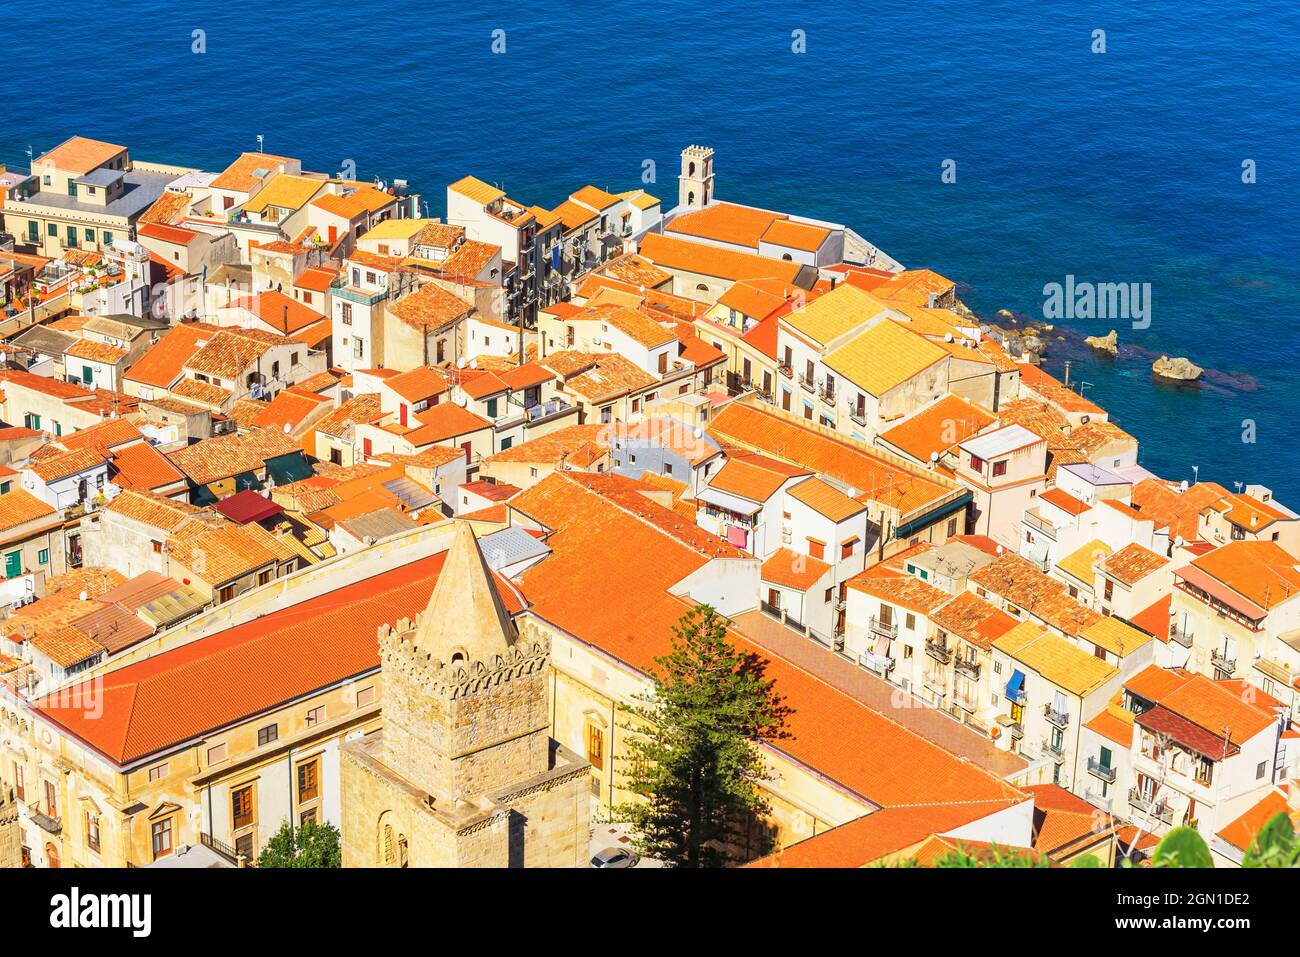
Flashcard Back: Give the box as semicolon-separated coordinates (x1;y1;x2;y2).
165;514;296;584
511;472;1024;807
562;353;657;402
761;218;830;252
878;395;996;463
231;290;326;335
138;190;191;226
666;202;785;249
787;476;866;522
103;489;202;532
707;452;809;503
1217;787;1297;853
551;199;598;232
1022;784;1115;856
639;232;803;284
0;488;57;535
37;136;125;174
388;282;473;332
210;152;295;193
970;552;1101;636
599;254;672;289
184;329;277;381
252;389;331;433
65;338;128;365
1131;479;1231;540
484;424;612;467
1083;705;1135;746
311;185;394;220
315;394;383;438
57;418;142;453
761;547;832;590
750;800;1024;868
1038;487;1089;517
1130;593;1172;641
708;401;957;516
929;591;1018;650
1099;542;1168;585
31;547;522;766
28;446;107;483
1188;540;1300;610
400;403;491;446
109;442;185;492
124;323;218;389
848;569;952;615
167;427;300;485
1210;492;1293;533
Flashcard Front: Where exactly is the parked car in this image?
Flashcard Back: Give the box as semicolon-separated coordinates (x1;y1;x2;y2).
590;847;639;868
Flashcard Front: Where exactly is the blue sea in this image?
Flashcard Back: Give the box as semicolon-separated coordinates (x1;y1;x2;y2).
7;1;1299;498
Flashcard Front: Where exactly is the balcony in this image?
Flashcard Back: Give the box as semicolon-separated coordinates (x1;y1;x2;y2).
1170;626;1193;649
777;362;793;379
1041;737;1066;763
1021;510;1058;541
848;408;867;427
860;652;895;675
817;382;835;404
26;803;61;834
925;637;952;664
1043;702;1070;729
1084;789;1112;813
868;616;898;639
1087;757;1117;783
797;374;815;394
952;691;978;713
1211;650;1237;675
953;657;981;680
1128;789;1174;825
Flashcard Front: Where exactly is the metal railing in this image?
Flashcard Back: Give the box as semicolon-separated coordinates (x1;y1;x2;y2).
1128;789;1174;825
953;657;981;680
1041;737;1066;762
848;408;867;427
1087;757;1117;783
868;616;898;638
1084;790;1112;812
1211;650;1236;674
797;372;815;393
925;638;952;664
1170;626;1193;649
860;652;895;675
1044;702;1070;729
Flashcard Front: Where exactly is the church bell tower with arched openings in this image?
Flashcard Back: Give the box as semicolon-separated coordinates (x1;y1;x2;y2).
678;145;714;210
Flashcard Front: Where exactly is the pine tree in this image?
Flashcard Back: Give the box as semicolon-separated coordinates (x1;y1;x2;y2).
256;819;342;868
615;604;790;867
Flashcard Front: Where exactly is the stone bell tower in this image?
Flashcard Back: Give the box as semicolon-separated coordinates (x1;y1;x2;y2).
678;145;714;210
377;522;551;801
341;522;590;867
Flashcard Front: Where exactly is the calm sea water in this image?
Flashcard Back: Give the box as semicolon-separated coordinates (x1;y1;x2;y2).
7;2;1298;497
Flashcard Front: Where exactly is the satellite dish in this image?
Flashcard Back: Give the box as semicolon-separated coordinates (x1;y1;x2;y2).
995;545;1004;555
457;357;467;368
693;427;702;439
930;451;939;462
283;422;291;434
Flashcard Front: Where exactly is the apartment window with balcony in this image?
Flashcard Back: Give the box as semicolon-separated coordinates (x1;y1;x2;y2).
27;221;37;242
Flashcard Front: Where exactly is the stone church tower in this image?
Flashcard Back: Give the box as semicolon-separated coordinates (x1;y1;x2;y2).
0;787;20;869
341;522;590;867
678;145;714;210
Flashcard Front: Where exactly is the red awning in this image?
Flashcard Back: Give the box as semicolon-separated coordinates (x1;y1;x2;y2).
215;489;284;525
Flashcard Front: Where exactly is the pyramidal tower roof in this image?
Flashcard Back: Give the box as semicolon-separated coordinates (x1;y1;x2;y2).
413;521;518;658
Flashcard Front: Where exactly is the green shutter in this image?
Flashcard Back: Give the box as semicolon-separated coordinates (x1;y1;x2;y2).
4;551;21;578
38;549;49;565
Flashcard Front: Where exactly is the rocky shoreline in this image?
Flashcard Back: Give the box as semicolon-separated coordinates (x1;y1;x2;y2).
968;305;1259;395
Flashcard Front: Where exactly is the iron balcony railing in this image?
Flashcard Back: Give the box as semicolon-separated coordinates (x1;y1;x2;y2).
1041;737;1066;763
953;657;981;680
848;408;867;427
797;372;815;393
1211;650;1237;674
1084;790;1112;813
869;616;898;638
925;637;952;664
1128;789;1174;825
1044;702;1070;729
1087;757;1117;783
1170;626;1193;649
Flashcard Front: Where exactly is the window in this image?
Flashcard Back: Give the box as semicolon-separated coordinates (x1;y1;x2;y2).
1103;579;1114;602
1194;756;1214;786
297;759;320;803
825;587;834;603
11;762;22;801
47;222;57;237
300;807;318;826
257;723;278;747
102;231;112;245
947;517;959;537
85;810;100;853
218;584;235;604
340;303;352;325
84;228;94;242
232;784;255;831
234;832;254;862
148;763;167;782
44;780;57;817
905;613;917;630
840;538;856;560
586;723;604;770
37;549;49;565
806;538;825;561
658;352;668;374
1257;761;1268;780
151;818;173;860
306;705;325;726
206;742;227;764
356;686;376;708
